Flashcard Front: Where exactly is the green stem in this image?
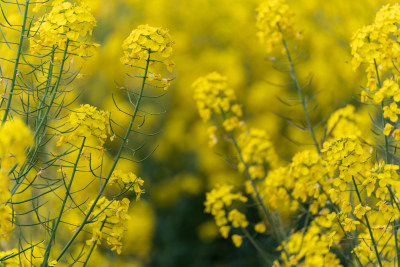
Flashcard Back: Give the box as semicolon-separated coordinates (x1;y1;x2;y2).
373;60;389;164
352;176;383;267
82;218;107;267
241;227;271;265
281;36;320;154
387;185;400;267
40;137;86;267
55;52;151;262
9;41;69;199
2;0;30;124
228;130;285;244
381;102;390;164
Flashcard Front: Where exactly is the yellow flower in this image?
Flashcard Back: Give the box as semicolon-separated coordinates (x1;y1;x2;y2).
342;218;360;232
204;185;248;239
326;105;362;139
193;72;237;122
228;209;248;228
254;223;266;233
109;170;144;201
0;117;33;170
231;234;243;247
86;197;131;254
207;126;218;147
256;0;298;54
383;102;400;122
351;4;400;71
0;205;13;240
222;117;240;131
383;123;394;136
393;129;400;141
121;24;174;70
353;204;371;219
340;201;352;214
362;177;376;197
219;226;230;239
238;128;278;178
59;104;111;146
31;0;98;56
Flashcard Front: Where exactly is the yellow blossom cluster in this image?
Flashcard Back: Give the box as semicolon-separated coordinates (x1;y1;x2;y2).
366;77;400;139
87;197;130;254
121;24;174;70
237;128;278;179
120;24;175;90
274;226;342;267
364;161;399;198
372;79;400;103
351;4;400;71
57;104;111;146
353;226;394;265
259;132;400;265
204;185;248;245
321;137;371;182
325;105;362;139
193;72;240;122
264;150;327;213
189;1;400;265
31;0;98;56
351;3;400;121
109;170;144;200
256;0;299;54
0;118;33;170
320;139;400;265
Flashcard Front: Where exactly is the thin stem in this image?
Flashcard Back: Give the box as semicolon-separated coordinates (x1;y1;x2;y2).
55;52;152;262
228;129;285;244
2;0;30;124
241;227;271;265
352;176;383;267
82;218;107;267
281;35;320;154
9;41;69;200
387;184;400;267
373;60;389;164
40;137;86;267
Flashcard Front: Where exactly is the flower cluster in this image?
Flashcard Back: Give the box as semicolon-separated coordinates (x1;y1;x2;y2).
237;128;278;179
0;118;33;170
31;0;98;56
86;197;130;254
274;226;342;267
193;72;240;122
121;24;175;90
351;4;400;71
256;0;299;53
121;24;174;69
325;105;362;139
351;3;400;116
57;104;111;147
109;170;144;200
191;1;400;266
204;185;248;246
365;77;400;139
321;137;371;182
264;150;327;213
